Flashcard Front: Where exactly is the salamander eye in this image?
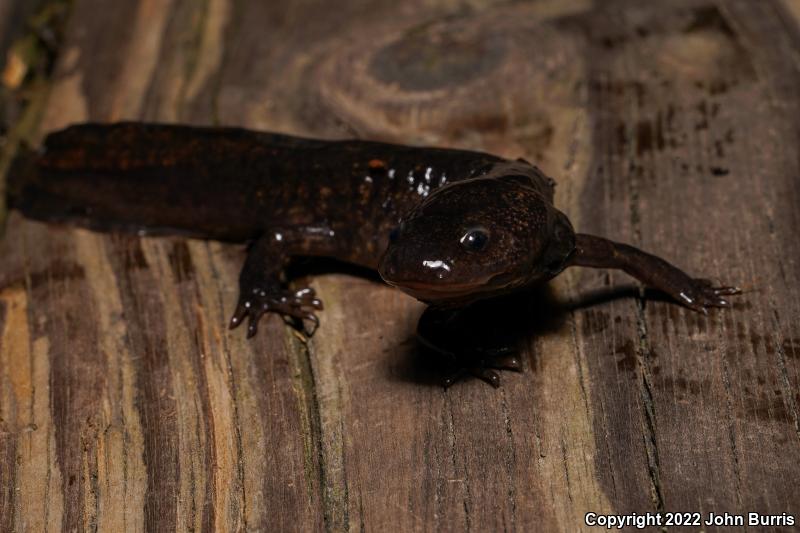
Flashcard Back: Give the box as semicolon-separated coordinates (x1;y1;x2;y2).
389;227;400;243
460;227;490;252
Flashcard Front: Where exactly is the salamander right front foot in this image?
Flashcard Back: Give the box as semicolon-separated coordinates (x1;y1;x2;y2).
229;286;323;338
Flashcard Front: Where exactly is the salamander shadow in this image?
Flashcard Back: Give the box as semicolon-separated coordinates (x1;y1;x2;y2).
385;285;565;388
386;282;677;387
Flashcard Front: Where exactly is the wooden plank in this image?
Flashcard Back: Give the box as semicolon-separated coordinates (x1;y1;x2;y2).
559;0;800;526
1;0;799;531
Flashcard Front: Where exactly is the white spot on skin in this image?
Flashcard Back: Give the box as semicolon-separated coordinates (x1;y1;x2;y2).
416;182;430;197
305;226;335;238
388;169;396;179
275;232;283;242
440;173;447;186
424;167;432;182
422;260;451;271
407;171;415;185
364;176;373;183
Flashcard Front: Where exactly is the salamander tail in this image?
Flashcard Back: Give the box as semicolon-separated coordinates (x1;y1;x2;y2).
4;143;73;224
6;143;39;211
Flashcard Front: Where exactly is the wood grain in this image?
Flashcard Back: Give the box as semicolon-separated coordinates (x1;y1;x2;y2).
1;0;799;531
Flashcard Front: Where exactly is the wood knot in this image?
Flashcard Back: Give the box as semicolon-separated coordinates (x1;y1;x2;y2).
368;24;505;92
311;6;581;154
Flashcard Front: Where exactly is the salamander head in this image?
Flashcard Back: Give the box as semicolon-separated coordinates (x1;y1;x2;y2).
378;173;575;306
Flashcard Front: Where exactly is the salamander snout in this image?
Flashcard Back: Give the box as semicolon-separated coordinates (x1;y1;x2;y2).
379;245;453;282
377;214;512;305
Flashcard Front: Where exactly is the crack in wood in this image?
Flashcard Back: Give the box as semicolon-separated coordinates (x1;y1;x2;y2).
718;325;745;509
445;395;471;532
617;48;666;516
559;436;573;503
772;309;800;445
634;299;666;515
499;391;518;531
299;335;347;533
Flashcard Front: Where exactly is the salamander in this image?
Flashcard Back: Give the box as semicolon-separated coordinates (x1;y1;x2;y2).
5;122;741;386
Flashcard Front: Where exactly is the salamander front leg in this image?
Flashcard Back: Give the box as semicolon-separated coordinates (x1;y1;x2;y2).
566;234;742;313
228;235;323;338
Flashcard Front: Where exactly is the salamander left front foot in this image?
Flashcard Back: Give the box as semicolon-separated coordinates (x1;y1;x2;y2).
676;278;742;314
417;305;524;388
440;351;523;389
229;286;323;338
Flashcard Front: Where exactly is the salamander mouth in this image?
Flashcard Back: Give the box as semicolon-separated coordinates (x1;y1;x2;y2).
386;279;485;295
384;273;516;303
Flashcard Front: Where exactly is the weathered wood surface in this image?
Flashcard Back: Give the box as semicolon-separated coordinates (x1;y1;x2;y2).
1;0;800;531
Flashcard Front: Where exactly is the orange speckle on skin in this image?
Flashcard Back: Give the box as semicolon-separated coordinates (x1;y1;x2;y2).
368;159;387;169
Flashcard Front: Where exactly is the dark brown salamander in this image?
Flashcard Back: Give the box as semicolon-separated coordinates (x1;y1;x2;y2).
6;122;741;386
